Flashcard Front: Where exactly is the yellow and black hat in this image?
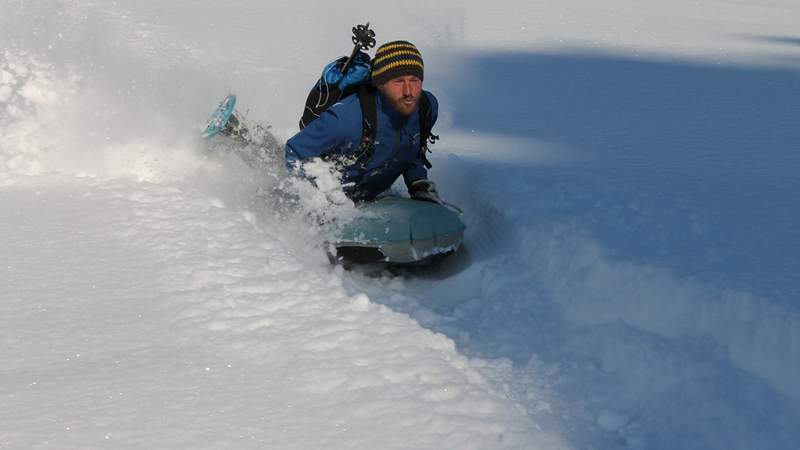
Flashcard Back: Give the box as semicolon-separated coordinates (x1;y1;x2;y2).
370;40;424;86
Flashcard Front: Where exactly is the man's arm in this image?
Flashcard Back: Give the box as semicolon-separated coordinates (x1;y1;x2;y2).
285;104;356;171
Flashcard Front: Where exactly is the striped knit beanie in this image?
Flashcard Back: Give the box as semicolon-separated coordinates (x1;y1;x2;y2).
370;40;424;87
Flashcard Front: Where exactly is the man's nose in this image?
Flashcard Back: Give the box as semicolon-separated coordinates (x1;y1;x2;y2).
402;82;412;96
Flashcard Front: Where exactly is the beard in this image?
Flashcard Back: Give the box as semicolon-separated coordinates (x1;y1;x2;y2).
386;93;420;116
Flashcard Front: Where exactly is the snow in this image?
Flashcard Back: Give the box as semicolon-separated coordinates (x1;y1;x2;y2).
2;0;800;449
1;178;563;449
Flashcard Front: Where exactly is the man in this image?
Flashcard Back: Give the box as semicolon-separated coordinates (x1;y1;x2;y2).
284;40;442;204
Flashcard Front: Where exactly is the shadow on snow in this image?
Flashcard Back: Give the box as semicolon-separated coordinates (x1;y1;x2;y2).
432;48;800;303
355;49;800;450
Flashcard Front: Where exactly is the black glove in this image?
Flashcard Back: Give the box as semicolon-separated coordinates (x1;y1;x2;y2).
408;179;443;204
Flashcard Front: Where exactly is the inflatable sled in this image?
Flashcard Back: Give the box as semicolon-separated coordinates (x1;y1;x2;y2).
331;196;466;265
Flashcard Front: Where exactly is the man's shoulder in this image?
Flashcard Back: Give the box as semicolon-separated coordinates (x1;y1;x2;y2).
307;92;363;136
329;92;363;115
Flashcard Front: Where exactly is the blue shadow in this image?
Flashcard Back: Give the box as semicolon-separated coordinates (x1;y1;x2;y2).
748;35;800;47
433;50;800;303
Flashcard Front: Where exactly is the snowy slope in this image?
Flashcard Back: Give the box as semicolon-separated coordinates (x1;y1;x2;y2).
2;0;800;449
0;176;564;449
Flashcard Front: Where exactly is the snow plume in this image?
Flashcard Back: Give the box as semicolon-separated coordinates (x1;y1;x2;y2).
0;50;78;179
199;133;364;262
0;44;354;254
286;159;359;221
269;157;370;261
0;50;206;184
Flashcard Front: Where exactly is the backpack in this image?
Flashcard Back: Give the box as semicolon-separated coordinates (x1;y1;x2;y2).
298;55;438;170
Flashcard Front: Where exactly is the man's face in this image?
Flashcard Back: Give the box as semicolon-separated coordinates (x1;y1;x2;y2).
378;75;423;116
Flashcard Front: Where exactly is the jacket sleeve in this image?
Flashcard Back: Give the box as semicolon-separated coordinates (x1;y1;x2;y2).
285;105;351;171
403;91;439;187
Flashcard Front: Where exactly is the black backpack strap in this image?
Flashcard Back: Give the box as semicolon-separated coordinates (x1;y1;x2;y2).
417;92;438;169
354;85;377;169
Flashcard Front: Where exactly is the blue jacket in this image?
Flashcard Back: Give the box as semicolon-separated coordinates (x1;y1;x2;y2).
285;90;438;201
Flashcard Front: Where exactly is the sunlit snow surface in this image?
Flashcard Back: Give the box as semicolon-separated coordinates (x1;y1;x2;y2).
2;1;799;449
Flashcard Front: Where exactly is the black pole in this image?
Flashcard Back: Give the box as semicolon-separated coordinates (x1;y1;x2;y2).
341;23;376;76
